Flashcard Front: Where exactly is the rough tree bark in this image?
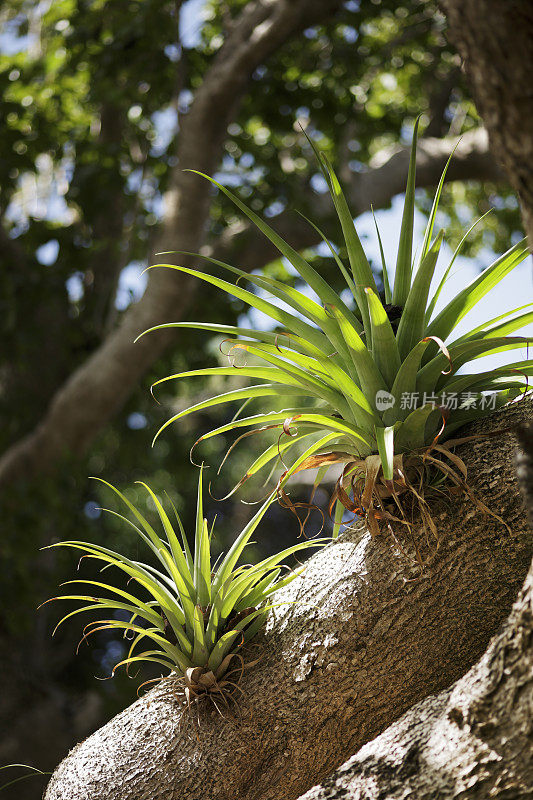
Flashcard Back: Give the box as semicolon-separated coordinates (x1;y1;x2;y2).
44;401;533;800
296;423;533;800
440;0;533;245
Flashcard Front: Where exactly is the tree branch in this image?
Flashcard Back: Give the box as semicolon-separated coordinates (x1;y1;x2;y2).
0;0;344;489
297;423;533;800
211;127;503;270
43;401;533;800
297;559;533;800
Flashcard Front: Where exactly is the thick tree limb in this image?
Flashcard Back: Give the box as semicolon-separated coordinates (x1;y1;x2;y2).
44;401;532;800
0;122;501;490
298;563;533;800
297;423;533;800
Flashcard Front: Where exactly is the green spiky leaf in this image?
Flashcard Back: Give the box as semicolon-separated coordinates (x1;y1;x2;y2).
140;137;532;536
42;476;326;684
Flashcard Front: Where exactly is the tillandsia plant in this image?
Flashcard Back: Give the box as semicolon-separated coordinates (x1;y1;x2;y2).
138;120;532;539
41;470;325;712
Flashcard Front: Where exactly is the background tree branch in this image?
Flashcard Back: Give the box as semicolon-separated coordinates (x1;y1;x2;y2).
0;0;346;490
213;127;502;268
0;124;501;490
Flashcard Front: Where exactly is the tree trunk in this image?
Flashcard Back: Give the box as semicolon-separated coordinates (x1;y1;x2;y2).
43;401;533;800
440;0;533;243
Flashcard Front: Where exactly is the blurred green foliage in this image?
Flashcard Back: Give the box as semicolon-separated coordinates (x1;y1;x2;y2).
0;0;523;734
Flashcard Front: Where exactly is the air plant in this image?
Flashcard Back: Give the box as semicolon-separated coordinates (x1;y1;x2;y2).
138;120;532;539
41;470;325;712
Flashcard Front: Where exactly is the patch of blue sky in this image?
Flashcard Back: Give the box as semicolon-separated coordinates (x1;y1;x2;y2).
36;238;59;265
340;26;358;43
150;107;179;156
127;412;148;430
126;170;164;217
66;262;148;309
145;191;164;219
264;200;286;218
214;155;266;188
115;262;149;311
66;272;84;303
240;195;532;376
0;17;33;55
180;0;209;49
6;152;75;232
164;43;181;62
126;168;144;194
178;89;194;113
84;500;102;520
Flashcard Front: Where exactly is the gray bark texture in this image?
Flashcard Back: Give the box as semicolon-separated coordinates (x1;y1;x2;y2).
297;423;533;800
44;400;533;800
440;0;533;244
298;553;533;800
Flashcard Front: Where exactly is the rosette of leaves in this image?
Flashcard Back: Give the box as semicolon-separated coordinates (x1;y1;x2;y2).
139;121;532;537
42;470;325;710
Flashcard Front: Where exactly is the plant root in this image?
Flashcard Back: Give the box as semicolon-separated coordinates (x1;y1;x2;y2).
325;440;511;569
159;653;261;735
